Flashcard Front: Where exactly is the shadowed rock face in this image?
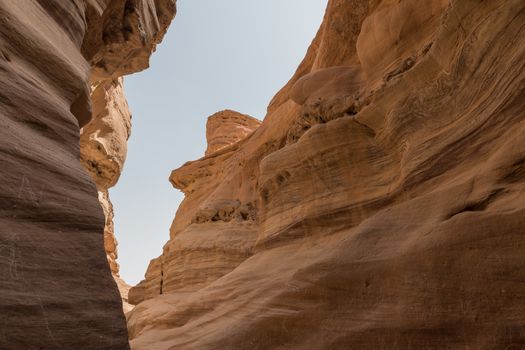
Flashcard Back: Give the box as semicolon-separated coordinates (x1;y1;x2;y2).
0;0;175;348
128;0;525;349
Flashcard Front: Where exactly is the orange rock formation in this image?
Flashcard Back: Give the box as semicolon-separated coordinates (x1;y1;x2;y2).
127;0;525;349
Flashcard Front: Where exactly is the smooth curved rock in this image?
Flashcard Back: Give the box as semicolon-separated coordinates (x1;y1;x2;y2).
128;0;525;349
0;1;129;348
0;0;176;348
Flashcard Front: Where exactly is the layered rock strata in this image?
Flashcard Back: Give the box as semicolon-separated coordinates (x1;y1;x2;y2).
129;110;261;305
0;0;175;348
128;0;525;349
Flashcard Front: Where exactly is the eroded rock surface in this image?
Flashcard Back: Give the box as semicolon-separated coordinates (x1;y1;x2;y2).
128;0;525;349
80;77;133;310
129;110;261;305
205;110;261;156
0;0;175;348
80;78;130;280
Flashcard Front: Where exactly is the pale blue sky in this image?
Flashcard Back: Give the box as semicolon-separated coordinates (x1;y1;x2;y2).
112;0;328;284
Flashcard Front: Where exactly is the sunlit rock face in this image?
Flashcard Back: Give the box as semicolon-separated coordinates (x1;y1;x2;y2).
128;110;261;305
80;77;133;311
0;0;175;348
128;0;525;349
79;0;176;313
205;110;262;156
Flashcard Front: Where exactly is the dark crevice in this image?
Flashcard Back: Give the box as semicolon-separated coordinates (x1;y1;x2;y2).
0;92;14;107
345;104;358;115
1;50;11;62
159;261;164;295
384;56;417;82
70;86;92;128
446;189;506;220
501;157;525;183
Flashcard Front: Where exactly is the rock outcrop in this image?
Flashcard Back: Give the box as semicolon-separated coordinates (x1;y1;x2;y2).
205;110;262;156
80;78;131;276
128;0;525;349
79;77;134;312
0;0;175;348
129;110;261;305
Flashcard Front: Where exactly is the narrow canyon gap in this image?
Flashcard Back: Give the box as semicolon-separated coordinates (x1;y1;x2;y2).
111;0;329;286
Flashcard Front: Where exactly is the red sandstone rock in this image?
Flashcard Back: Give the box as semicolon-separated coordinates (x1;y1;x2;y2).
0;0;175;348
128;0;525;349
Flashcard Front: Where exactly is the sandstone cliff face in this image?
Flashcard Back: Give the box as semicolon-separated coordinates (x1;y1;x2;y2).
129;110;261;305
0;0;175;348
128;0;525;349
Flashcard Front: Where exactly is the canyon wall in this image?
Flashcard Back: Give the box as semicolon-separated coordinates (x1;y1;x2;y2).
128;0;525;349
80;77;134;312
0;0;175;348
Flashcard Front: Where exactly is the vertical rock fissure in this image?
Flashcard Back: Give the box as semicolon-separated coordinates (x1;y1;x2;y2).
159;261;164;295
